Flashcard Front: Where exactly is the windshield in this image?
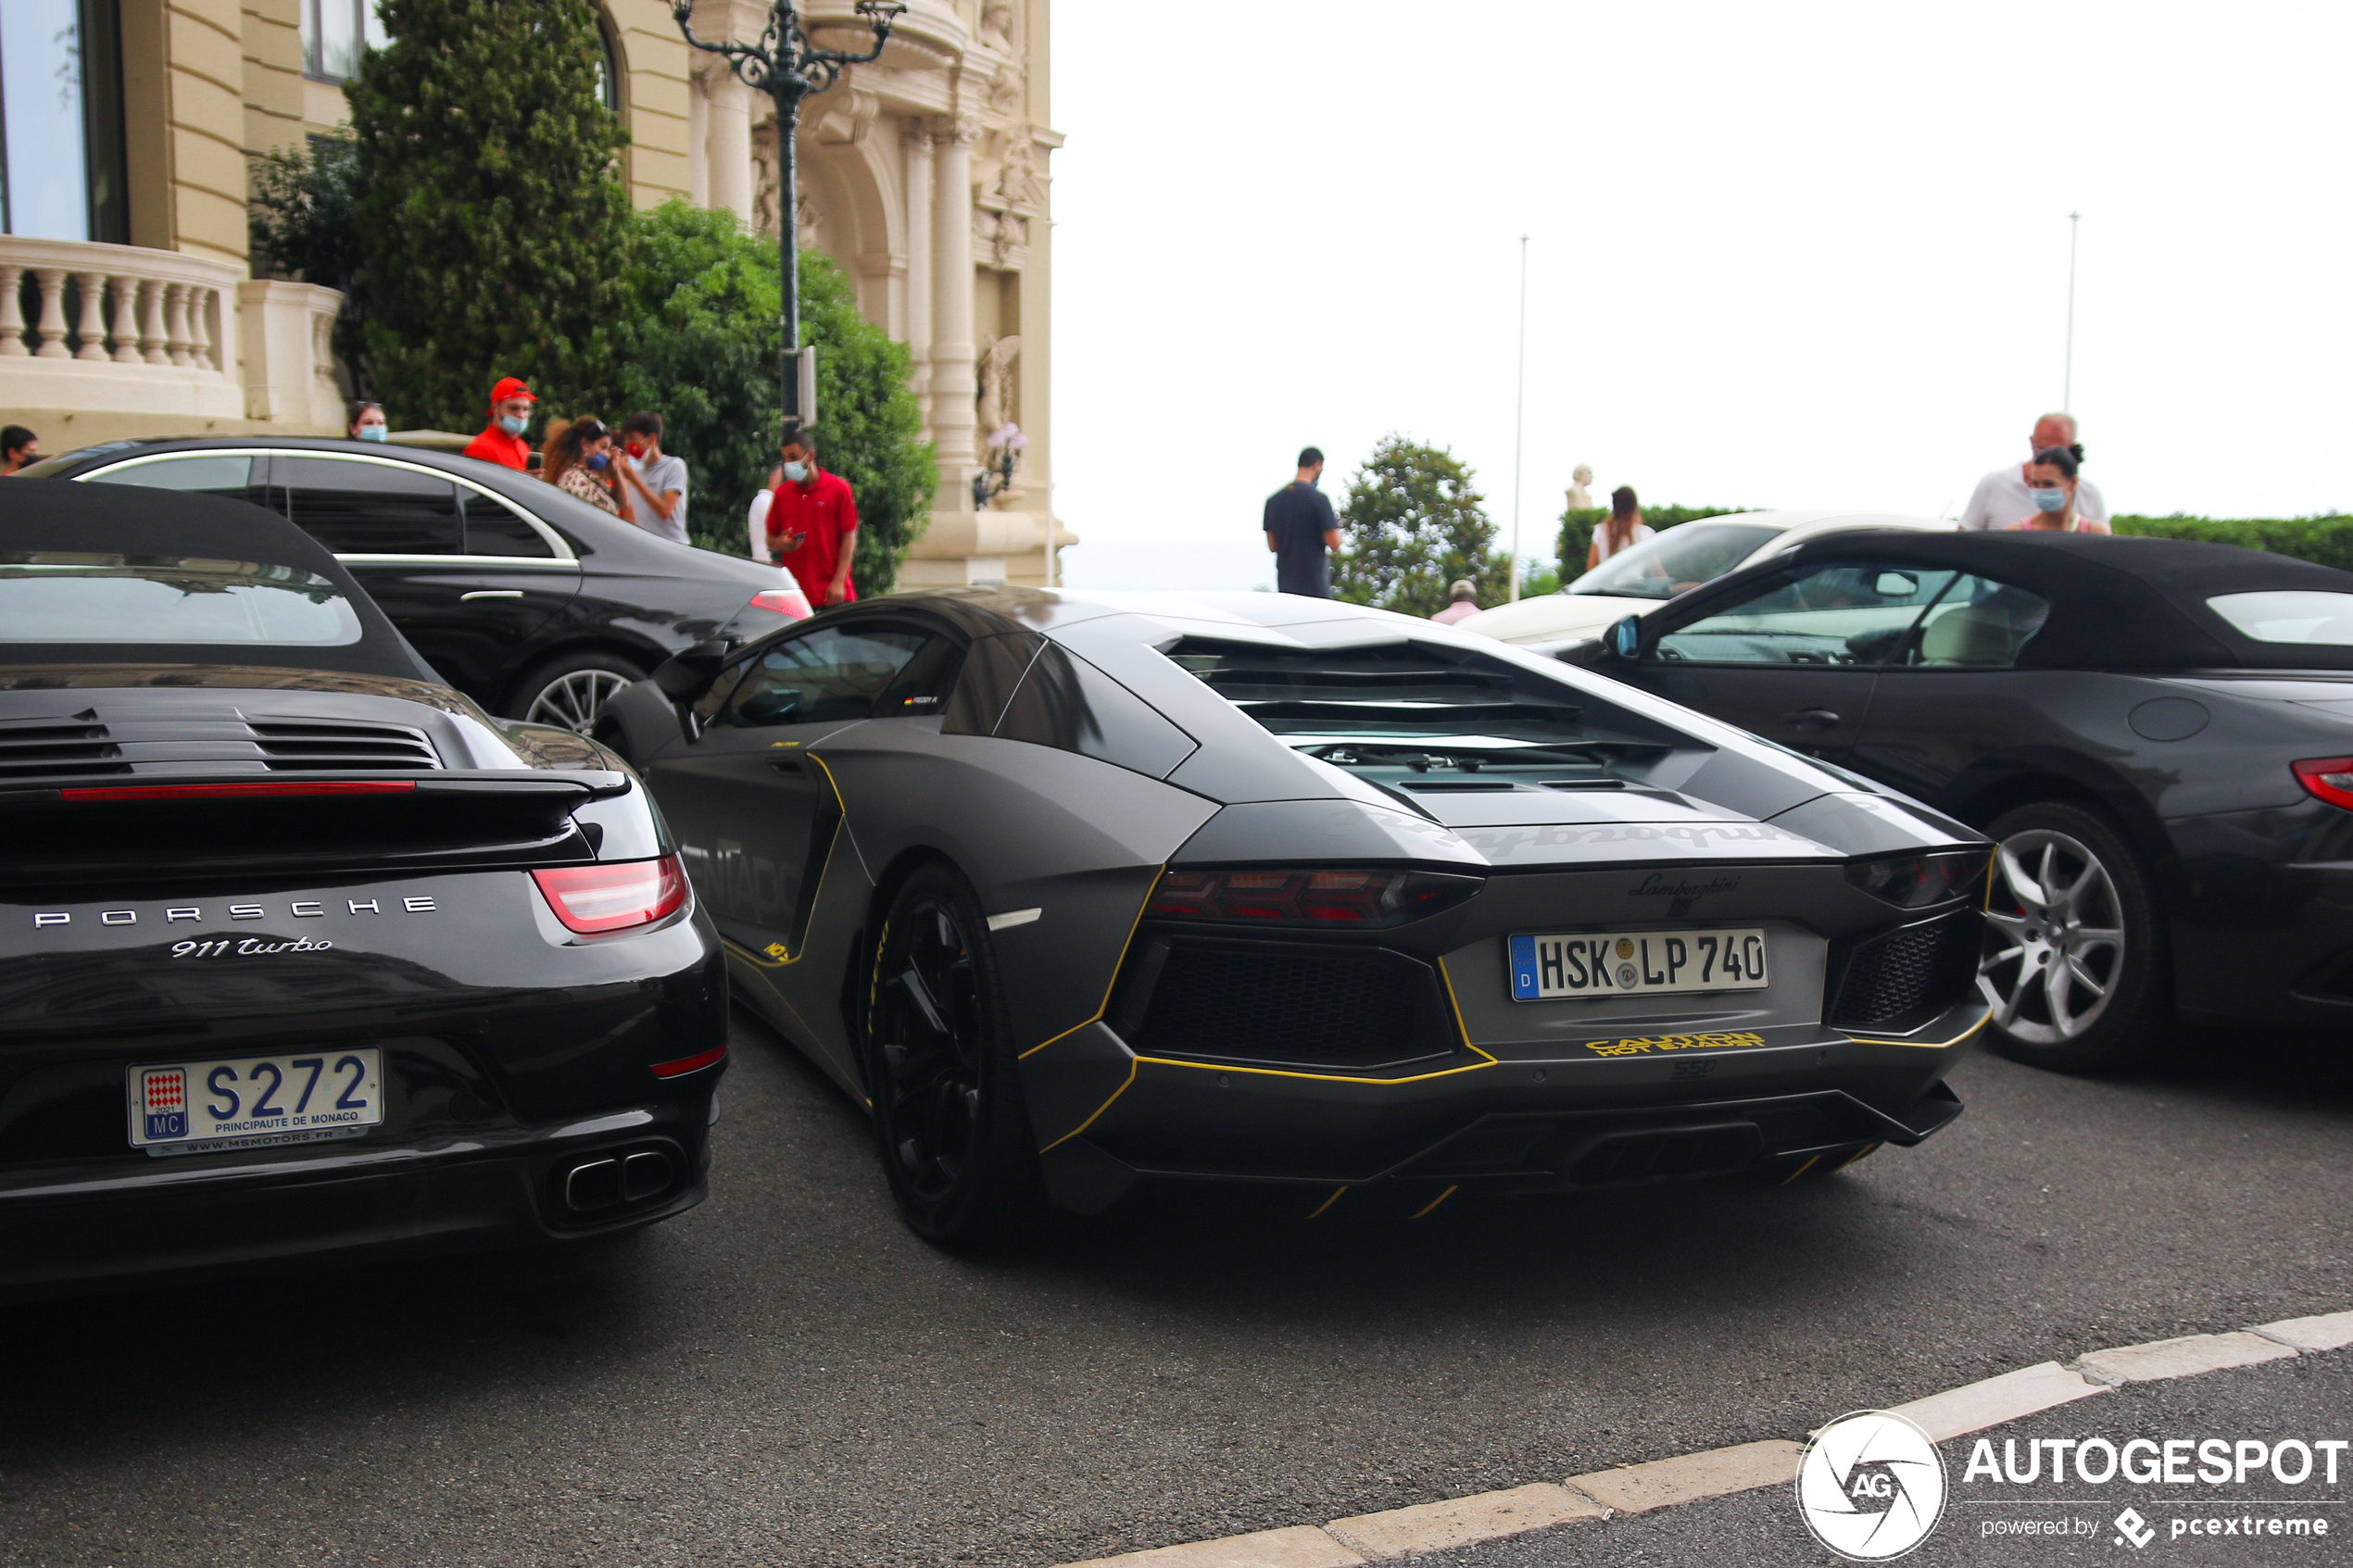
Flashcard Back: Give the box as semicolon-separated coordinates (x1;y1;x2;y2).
0;554;361;646
1166;637;1665;788
2207;591;2353;646
1566;522;1780;600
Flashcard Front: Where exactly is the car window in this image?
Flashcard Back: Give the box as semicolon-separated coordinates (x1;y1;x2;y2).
0;554;360;646
279;456;463;556
2206;591;2353;646
84;454;271;508
1567;522;1780;600
459;490;559;558
722;624;932;727
1899;575;2052;668
1655;564;1959;665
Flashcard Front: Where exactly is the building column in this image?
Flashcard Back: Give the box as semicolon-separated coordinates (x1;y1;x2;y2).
928;115;980;480
687;61;712;209
901;119;935;438
706;72;755;225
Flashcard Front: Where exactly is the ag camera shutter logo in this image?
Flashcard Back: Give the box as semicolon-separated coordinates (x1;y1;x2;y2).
1796;1410;1948;1561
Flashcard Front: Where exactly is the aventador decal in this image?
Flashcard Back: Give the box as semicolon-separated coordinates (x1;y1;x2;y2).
1581;1032;1768;1057
1627;872;1743;898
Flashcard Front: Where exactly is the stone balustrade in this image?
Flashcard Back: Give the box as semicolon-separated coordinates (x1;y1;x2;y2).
0;235;346;437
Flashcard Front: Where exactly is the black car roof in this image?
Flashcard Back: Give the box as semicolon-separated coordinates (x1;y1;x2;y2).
0;479;435;680
1784;530;2353;671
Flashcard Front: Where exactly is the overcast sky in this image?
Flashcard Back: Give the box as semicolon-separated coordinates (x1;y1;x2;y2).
1046;1;2351;592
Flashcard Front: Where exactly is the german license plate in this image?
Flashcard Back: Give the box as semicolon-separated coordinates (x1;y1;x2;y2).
1509;929;1768;1000
127;1048;384;1158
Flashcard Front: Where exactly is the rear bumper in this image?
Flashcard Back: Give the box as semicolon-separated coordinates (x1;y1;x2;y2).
0;1088;717;1293
2165;808;2353;1023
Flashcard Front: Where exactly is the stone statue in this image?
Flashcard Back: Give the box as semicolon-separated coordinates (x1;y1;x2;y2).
976;335;1022;437
981;1;1018;56
1567;463;1594;509
992;134;1046;212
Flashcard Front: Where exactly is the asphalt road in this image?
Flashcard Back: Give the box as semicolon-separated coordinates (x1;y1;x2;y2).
2;1014;2348;1568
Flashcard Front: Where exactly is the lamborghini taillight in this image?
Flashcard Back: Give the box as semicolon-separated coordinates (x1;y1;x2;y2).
1146;868;1480;928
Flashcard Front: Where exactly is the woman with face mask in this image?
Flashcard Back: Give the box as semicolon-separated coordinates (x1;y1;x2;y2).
2008;446;2109;533
541;417;634;521
347;402;389;443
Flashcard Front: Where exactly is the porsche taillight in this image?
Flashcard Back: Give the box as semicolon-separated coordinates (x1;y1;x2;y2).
2294;757;2353;812
532;855;688;934
1146;868;1480;928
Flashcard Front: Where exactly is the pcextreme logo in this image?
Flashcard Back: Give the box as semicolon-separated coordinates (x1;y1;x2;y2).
1796;1411;1949;1561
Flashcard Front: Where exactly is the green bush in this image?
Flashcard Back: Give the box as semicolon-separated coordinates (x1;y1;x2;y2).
1555;505;1752;576
607;203;933;594
2110;514;2353;574
1332;435;1511;619
348;0;633;428
248;132;371;394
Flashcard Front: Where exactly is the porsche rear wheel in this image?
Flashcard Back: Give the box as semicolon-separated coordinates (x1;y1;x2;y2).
1979;801;2171;1073
863;863;1043;1245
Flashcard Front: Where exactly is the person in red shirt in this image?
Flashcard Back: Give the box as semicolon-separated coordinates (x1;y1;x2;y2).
461;376;536;469
766;429;858;607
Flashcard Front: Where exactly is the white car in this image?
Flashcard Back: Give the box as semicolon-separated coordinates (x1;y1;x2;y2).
1456;509;1958;648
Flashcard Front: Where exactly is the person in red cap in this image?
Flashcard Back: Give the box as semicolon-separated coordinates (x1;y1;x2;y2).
462;376;536;469
765;428;858;607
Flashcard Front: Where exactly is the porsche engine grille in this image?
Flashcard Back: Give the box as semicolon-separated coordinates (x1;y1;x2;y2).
1113;935;1458;1073
0;709;439;781
1829;909;1982;1035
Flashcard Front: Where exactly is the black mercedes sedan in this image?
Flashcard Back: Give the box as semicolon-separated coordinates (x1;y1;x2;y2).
1569;531;2353;1071
0;483;728;1291
598;586;1991;1243
17;436;807;732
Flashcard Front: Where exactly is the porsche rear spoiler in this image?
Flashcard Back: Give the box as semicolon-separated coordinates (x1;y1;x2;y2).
0;771;633;886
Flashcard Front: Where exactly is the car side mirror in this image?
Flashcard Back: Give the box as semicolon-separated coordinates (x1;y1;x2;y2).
653;640;730;701
1604;614;1642;659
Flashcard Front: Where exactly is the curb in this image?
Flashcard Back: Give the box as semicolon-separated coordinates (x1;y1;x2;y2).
1053;1307;2353;1567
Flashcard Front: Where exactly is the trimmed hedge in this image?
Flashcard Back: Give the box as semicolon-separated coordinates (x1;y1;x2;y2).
1556;505;1750;575
2110;514;2353;574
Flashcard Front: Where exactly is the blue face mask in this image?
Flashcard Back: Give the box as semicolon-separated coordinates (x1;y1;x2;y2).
586;452;610;470
357;424;387;443
781;460;809;483
2031;486;2068;512
497;414;528;437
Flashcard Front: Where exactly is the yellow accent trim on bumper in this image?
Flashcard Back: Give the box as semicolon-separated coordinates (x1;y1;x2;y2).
1128;954;1500;1086
1411;1185;1458;1219
1037;1058;1137;1153
1832;1142;1880;1172
1018;868;1165;1060
1840;1005;1994;1050
1779;1154;1823;1185
1308;1185;1348;1219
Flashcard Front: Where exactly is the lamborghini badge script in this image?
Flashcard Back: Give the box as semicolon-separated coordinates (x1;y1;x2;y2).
31;897;439;929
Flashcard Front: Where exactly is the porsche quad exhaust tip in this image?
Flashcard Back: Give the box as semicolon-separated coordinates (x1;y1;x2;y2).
555;1144;679;1218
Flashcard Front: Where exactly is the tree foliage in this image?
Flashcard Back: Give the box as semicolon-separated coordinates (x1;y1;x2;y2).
1331;435;1509;618
248;132;372;392
346;0;633;430
609;202;933;592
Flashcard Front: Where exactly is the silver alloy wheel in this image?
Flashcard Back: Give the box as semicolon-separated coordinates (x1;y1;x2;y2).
525;668;635;734
1979;828;2127;1045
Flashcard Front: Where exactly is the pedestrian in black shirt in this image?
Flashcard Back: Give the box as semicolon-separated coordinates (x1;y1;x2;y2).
1263;445;1340;596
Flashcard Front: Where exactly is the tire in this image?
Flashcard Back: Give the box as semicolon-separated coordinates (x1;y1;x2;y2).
1979;800;2171;1073
507;651;647;734
862;863;1044;1245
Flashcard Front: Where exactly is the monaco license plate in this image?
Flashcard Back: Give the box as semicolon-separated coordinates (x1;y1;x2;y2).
1509;929;1769;1000
126;1048;384;1158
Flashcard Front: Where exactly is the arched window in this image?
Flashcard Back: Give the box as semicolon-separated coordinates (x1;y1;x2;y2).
591;16;623;115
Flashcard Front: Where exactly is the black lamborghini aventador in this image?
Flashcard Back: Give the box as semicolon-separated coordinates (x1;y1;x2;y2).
0;484;727;1291
599;586;1993;1242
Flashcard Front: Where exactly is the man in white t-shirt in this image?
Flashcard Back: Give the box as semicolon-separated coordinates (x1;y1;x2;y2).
1958;412;2108;530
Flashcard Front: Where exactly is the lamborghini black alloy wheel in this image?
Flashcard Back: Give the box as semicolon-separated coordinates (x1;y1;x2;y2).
865;863;1042;1242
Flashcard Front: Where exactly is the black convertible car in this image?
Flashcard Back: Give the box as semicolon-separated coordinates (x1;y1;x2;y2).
1570;531;2353;1070
599;587;1992;1241
19;436;806;732
0;485;727;1290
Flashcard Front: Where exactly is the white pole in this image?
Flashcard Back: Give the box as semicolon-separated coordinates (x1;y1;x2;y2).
2063;210;2080;412
1509;233;1529;602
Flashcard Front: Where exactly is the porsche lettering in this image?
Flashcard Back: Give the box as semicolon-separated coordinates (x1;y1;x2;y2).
30;896;439;928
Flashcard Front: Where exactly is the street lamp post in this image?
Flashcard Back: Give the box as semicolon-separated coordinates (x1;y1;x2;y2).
670;1;906;435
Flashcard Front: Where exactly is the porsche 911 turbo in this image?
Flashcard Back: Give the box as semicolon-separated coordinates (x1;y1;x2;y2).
0;484;727;1292
598;587;1993;1242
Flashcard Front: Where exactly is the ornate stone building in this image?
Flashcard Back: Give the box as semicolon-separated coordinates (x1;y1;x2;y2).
0;0;1064;586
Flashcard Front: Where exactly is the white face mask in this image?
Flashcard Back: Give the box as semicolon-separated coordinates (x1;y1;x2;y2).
781;460;809;484
357;425;387;443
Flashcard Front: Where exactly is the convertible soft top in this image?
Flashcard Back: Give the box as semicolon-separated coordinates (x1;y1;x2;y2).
1784;530;2353;671
0;479;434;679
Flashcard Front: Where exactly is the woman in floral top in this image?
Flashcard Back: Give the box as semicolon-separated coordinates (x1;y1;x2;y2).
541;416;633;522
